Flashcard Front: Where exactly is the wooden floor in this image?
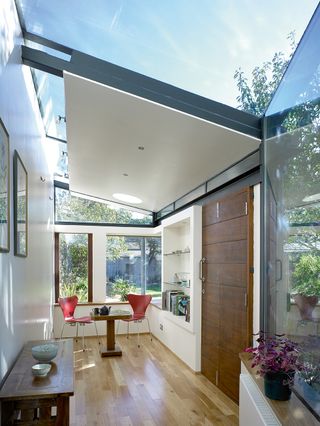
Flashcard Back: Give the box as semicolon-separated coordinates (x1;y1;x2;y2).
70;335;239;426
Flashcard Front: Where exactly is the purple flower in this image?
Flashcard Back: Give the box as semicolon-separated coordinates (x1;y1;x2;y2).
244;332;302;378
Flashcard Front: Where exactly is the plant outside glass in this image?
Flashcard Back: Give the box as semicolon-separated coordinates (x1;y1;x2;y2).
59;233;88;302
106;236;161;301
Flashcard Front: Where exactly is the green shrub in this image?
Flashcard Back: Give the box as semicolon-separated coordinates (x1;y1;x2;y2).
292;254;320;297
111;278;136;301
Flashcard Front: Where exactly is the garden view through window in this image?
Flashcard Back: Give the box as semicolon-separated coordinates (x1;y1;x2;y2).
106;236;161;302
56;233;92;302
55;187;153;225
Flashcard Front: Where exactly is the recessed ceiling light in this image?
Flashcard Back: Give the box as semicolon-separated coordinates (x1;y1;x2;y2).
302;193;320;203
112;193;142;204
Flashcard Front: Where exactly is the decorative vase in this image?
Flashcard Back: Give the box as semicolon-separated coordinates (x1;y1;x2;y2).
264;371;294;401
294;294;318;320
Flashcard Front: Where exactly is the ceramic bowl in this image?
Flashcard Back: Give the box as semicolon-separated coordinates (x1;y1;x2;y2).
32;363;51;376
31;343;58;362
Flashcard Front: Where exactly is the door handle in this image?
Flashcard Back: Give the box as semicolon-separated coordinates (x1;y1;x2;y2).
276;259;282;282
199;258;206;282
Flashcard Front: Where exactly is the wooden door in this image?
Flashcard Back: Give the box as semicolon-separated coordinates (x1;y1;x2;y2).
201;187;253;402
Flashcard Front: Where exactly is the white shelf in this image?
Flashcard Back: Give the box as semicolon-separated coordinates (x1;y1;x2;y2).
163;281;190;288
162;310;194;333
163;250;190;256
156;205;202;371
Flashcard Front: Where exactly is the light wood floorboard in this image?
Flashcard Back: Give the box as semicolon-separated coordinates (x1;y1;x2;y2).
70;335;239;426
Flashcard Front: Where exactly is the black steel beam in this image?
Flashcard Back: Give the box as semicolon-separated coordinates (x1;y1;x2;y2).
154;148;261;223
23;31;73;55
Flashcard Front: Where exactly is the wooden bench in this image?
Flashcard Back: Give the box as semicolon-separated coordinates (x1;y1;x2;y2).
0;339;74;425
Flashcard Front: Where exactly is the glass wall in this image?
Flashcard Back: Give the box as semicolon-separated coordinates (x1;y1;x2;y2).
106;236;161;301
264;5;320;416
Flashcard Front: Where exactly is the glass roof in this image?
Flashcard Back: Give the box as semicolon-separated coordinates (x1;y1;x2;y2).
17;0;319;217
266;4;320;117
18;0;318;112
31;68;66;140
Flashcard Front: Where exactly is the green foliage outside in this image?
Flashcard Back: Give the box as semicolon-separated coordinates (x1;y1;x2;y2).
110;278;136;301
234;32;296;116
106;236;128;261
291;254;320;297
59;234;88;302
288;206;320;226
106;236;161;301
109;279;161;301
55;188;152;225
60;281;88;302
235;32;320;299
234;32;320;210
299;346;320;391
145;284;162;298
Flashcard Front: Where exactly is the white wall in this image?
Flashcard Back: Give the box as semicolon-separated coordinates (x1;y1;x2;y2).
148;305;199;370
0;0;54;382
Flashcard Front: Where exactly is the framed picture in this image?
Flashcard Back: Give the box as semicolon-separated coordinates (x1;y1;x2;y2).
0;118;10;253
13;150;28;257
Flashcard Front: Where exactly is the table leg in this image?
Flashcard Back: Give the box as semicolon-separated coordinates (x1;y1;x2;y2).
56;396;69;426
100;319;122;357
1;401;14;424
107;319;115;350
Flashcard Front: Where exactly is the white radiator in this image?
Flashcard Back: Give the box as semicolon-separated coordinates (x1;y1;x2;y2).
239;374;281;426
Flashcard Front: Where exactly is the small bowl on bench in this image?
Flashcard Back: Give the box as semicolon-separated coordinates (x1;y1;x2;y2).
32;343;58;363
32;363;51;377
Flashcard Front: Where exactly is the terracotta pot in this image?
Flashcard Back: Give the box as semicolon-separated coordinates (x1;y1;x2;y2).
294;294;319;320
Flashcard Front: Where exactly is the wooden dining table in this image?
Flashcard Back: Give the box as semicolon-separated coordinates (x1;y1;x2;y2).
0;339;73;425
90;310;131;357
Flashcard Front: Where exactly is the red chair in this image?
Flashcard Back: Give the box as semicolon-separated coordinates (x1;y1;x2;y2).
118;294;152;347
58;295;100;351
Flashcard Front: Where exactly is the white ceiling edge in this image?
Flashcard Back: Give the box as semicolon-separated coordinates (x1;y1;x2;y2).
64;71;260;211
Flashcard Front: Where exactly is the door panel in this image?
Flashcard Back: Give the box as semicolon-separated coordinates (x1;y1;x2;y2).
204;240;247;264
219;286;247;352
202;216;247;245
218;348;241;402
217;190;248;222
205;264;247;288
201;187;253;403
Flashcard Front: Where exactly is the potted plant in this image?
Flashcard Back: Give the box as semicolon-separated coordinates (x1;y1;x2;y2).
245;332;302;401
291;254;320;320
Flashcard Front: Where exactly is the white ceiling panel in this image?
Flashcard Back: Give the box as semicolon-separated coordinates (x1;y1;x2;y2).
64;72;260;211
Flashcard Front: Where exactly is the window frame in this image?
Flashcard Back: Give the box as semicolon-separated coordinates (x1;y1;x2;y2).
54;232;93;303
105;234;162;300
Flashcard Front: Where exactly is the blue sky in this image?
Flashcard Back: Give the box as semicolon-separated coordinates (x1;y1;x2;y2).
21;0;319;108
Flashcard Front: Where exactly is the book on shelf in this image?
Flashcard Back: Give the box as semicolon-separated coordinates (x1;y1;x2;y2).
177;295;190;317
162;290;184;311
185;300;190;322
169;291;184;312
